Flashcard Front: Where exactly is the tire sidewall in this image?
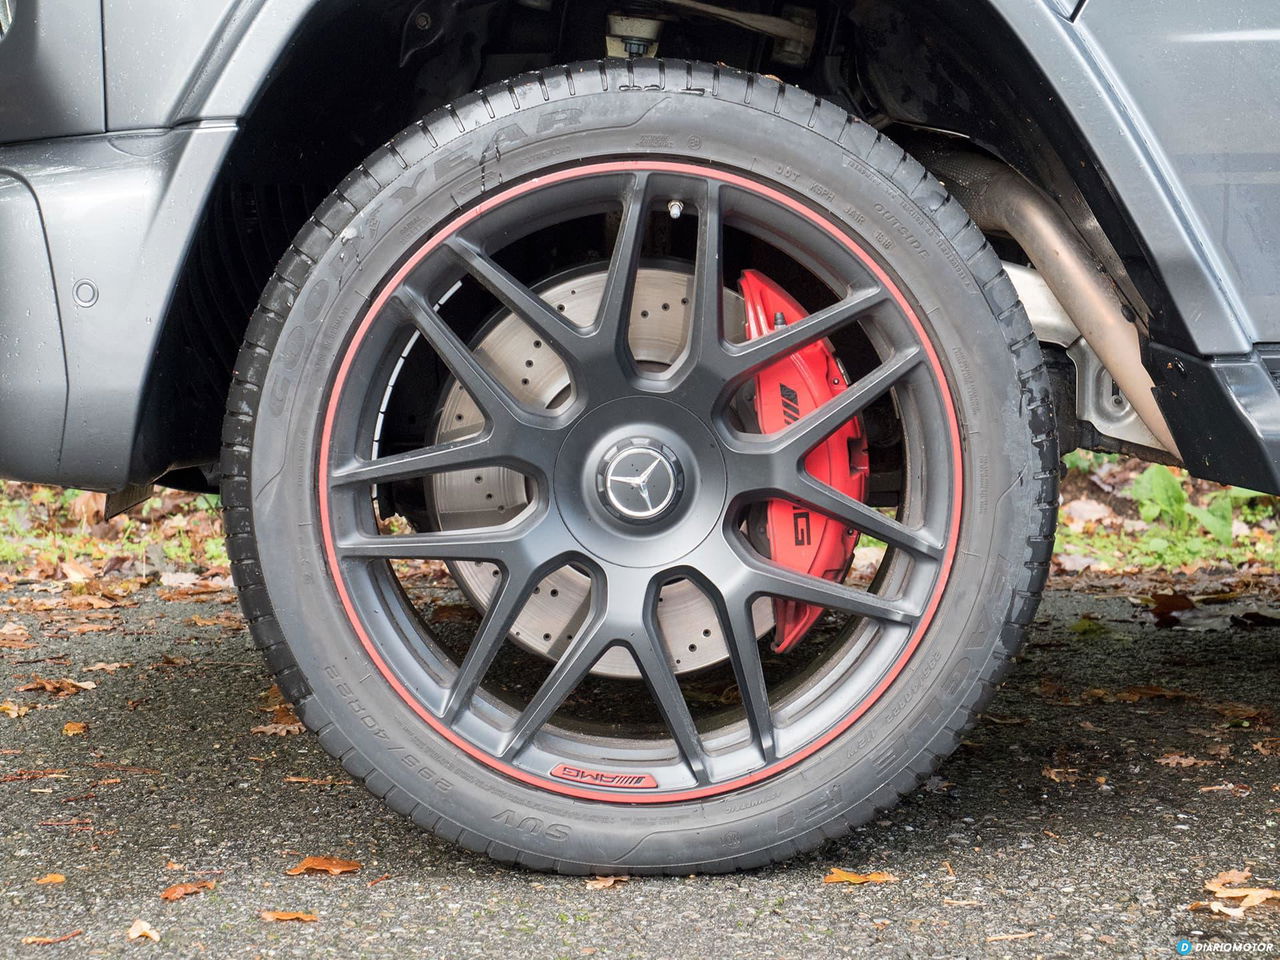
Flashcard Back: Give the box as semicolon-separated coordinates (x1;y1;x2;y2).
247;69;1043;870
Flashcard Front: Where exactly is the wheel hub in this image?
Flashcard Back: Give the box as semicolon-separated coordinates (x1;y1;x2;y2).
597;438;683;522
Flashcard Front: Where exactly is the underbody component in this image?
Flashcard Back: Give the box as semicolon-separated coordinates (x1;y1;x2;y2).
924;148;1179;457
740;270;867;652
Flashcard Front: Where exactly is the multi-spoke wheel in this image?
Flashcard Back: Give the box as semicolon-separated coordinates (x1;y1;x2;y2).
223;60;1056;872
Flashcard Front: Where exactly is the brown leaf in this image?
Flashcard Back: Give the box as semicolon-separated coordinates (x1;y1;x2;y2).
429;603;481;624
585;875;629;889
822;868;899;885
1189;900;1247;919
1;700;31;719
0;620;35;650
61;722;88;737
84;662;132;673
1253;738;1280;756
20;930;83;946
68;491;107;526
1156;752;1215;768
15;676;95;697
284;856;361;876
251;702;304;736
188;614;241;628
33;874;65;885
126;919;160;942
59;559;94;583
1203;871;1280;907
159;880;215;901
1210;702;1272;725
1041;766;1082;783
261;911;318;923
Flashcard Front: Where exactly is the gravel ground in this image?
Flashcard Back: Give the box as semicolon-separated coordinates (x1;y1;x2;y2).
1;584;1278;958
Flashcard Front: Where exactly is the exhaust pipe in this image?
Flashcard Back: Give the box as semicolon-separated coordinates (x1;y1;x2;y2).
926;150;1179;457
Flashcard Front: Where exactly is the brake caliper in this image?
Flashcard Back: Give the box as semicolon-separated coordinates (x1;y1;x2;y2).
740;270;869;652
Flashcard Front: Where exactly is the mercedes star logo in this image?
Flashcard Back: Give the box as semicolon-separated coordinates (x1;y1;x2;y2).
599;441;681;521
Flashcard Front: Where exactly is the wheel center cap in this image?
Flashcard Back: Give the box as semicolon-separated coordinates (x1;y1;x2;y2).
596;439;683;522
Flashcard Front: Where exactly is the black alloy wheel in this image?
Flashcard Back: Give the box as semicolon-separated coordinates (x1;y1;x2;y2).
222;60;1057;873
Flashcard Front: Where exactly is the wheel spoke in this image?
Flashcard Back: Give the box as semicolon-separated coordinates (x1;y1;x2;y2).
702;580;775;763
337;522;529;562
592;173;650;361
501;617;611;760
444;238;588;365
626;593;710;782
742;554;919;625
686;180;726;367
720;286;889;384
441;560;543;723
771;345;923;461
391;286;528;426
790;476;944;560
331;436;507;488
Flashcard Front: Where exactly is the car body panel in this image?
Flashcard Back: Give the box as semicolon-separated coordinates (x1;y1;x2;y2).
0;0;105;141
1077;2;1280;348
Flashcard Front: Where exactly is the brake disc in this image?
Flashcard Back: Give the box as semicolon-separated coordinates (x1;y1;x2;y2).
430;265;771;679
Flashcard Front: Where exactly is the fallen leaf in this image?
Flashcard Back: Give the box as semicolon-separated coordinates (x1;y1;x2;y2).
15;676;95;697
159;880;215;901
822;868;899;885
34;874;65;885
59;559;94;583
429;603;481;624
1210;702;1272;726
261;911;317;923
251;703;304;736
585;875;629;889
61;722;88;737
1;700;31;719
165;862;185;871
1200;783;1252;797
83;662;132;673
1189;900;1247;919
284;856;361;876
126;919;160;942
0;621;36;650
20;930;83;946
1156;753;1215;768
987;932;1035;942
1253;738;1280;756
1042;766;1081;783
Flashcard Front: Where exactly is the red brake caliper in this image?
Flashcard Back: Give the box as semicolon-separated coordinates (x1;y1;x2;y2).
740;270;870;653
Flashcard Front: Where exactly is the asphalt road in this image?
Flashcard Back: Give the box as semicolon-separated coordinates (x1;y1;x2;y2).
1;583;1277;958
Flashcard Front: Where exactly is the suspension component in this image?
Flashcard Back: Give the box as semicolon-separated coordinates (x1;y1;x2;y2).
740;269;868;652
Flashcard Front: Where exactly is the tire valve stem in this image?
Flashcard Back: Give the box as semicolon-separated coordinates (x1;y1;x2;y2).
774;311;787;329
667;200;684;220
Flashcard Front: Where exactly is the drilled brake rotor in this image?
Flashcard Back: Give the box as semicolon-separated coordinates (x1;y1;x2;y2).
430;265;772;679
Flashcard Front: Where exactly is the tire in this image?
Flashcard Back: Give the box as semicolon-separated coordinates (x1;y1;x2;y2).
221;59;1058;874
